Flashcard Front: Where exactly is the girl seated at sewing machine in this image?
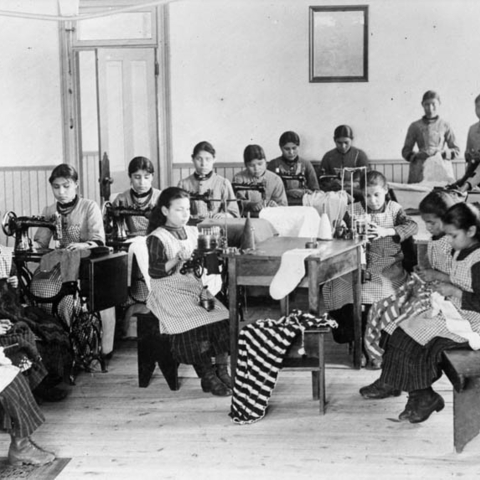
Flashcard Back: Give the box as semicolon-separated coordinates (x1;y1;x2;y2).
146;187;231;396
318;125;370;196
267;131;319;206
232;144;287;217
30;164;105;326
112;156;161;236
178;141;239;220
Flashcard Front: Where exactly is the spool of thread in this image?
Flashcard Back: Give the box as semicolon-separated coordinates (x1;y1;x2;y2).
305;241;319;249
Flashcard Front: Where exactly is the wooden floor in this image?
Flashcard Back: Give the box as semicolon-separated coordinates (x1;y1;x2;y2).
2;300;480;480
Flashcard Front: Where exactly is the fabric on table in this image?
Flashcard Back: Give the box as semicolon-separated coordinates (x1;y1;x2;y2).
259;206;320;238
269;248;315;300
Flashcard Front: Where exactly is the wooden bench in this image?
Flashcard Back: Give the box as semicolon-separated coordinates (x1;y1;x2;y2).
442;349;480;453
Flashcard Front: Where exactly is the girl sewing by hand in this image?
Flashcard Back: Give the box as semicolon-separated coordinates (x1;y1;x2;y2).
112;156;161;236
146;187;232;396
30;164;105;325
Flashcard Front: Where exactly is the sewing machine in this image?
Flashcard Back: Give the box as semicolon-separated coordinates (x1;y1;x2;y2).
231;181;266;198
274;170;307;189
102;201;153;242
1;211;61;252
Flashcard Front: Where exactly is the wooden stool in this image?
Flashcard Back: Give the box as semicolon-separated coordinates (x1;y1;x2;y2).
442;349;480;453
283;326;331;414
135;312;179;390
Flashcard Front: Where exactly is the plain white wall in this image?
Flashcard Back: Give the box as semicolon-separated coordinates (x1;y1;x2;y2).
168;0;480;165
0;0;63;167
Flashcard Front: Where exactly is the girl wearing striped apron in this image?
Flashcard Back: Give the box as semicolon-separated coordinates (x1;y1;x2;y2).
146;187;231;397
363;203;480;424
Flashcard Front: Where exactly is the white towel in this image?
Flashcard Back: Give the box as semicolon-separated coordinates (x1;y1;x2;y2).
269;248;316;300
259;206;320;238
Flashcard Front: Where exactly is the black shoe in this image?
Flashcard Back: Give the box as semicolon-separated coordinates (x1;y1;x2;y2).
34;385;68;403
201;368;232;397
359;378;401;399
398;391;421;421
408;390;445;423
216;364;233;389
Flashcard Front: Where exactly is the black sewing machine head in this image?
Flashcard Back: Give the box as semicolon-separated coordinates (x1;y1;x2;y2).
2;211;61;252
102;201;153;242
231;182;267;199
274;169;306;188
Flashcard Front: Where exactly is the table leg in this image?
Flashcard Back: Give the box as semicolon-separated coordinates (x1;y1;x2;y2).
352;245;362;369
228;256;239;381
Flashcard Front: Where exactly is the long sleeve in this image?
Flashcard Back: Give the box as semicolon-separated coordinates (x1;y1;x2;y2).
34;206;54;249
401;123;417;162
393;206;418;241
304;161;320;191
147;235;170;279
442;123;460;160
85;201;105;245
462;261;480;312
270;174;288;206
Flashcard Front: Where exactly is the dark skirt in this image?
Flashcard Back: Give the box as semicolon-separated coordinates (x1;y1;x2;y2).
170;319;230;365
0;373;44;437
380;328;469;392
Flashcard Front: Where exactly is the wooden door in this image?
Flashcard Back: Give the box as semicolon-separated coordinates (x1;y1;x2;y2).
97;48;158;196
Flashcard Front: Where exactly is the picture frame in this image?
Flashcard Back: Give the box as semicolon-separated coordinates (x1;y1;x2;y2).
309;5;369;83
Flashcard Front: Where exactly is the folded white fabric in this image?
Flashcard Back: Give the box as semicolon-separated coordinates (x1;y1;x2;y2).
269;248;316;300
127;236;151;291
431;291;480;350
259;206;320;238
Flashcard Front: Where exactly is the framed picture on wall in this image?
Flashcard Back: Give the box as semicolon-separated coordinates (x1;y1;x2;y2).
309;5;369;83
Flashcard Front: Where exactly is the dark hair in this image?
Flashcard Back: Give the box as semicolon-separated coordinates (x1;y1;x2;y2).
146;187;190;234
279;131;300;147
243;145;266;164
128;156;154;176
419;190;460;217
443;203;480;241
359;170;388;190
475;94;480;105
334;125;354;140
422;90;441;104
192;141;215;158
49;164;78;184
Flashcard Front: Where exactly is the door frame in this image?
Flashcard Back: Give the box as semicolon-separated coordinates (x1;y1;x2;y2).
58;5;172;197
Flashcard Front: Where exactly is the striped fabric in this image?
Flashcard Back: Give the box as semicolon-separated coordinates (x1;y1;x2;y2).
230;310;337;425
0;373;44;438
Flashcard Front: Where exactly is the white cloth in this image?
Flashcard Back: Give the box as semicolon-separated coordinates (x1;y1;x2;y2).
0;362;20;394
269;248;316;300
423;152;455;184
127;236;151;291
431;292;480;350
259;206;320;238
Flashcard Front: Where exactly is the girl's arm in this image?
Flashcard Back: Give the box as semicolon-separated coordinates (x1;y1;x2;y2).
401;123;418;162
442;123;460;160
392;207;419;241
147;235;186;278
270;176;288;207
304;162;320;191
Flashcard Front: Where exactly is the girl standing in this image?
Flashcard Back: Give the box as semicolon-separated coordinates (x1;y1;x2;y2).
146;187;231;396
361;203;480;423
323;171;418;345
402;90;460;183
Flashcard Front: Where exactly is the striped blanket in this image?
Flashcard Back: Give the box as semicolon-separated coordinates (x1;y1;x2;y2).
230;310;337;425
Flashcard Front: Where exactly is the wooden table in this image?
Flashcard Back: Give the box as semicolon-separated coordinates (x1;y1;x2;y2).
226;237;365;377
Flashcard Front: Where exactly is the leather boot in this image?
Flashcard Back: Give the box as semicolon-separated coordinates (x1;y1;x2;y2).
200;367;232;397
216;364;233;389
8;436;55;466
408;389;445;423
398;391;421;421
359;378;401;399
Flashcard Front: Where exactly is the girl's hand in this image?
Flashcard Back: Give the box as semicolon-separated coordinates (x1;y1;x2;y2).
6;276;18;289
367;223;392;239
414;151;429;161
414;267;436;282
288;189;305;199
266;200;278;208
432;281;462;299
0;319;12;335
176;248;190;262
66;242;90;251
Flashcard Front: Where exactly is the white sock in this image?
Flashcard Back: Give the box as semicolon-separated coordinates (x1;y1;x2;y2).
269;248;314;300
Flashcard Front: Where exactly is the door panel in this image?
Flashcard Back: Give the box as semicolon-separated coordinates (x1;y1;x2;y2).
97;48;158;196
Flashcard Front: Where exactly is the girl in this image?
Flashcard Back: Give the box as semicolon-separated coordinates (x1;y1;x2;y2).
323;171;418;347
319;125;370;186
31;164;105;325
362;189;459;374
402;90;460;184
146;187;231;396
361;203;480;423
112;156;161;236
178;141;239;220
267;131;319;205
233;144;287;217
